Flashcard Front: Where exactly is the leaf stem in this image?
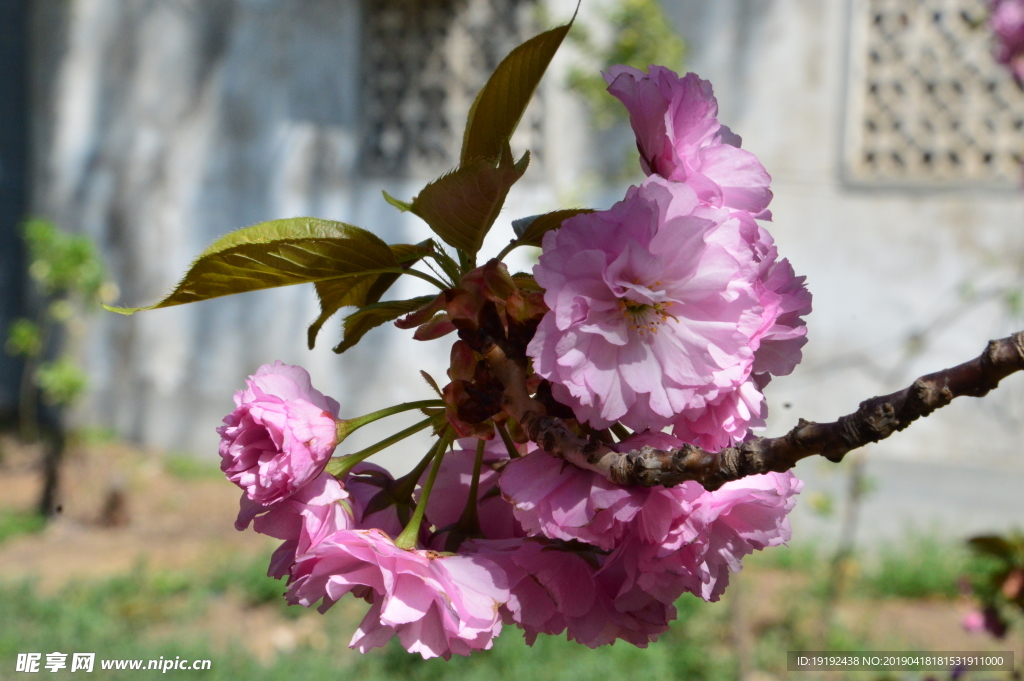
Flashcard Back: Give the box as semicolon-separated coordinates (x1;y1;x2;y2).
399;268;450;291
424;248;464;285
395;428;454;550
420;257;455;289
495;239;522;263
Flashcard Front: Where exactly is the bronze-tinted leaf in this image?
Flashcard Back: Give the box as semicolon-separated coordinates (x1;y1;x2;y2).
460;20;574;164
411;145;529;256
510;272;541;291
515;208;595;247
307;241;433;349
107;218;397;314
334;295;438;354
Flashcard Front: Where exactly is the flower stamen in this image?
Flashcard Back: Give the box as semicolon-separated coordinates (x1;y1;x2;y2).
618;299;676;335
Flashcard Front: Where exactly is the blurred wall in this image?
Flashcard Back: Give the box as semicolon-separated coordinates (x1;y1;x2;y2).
662;0;1024;474
28;0;1024;494
28;0;581;468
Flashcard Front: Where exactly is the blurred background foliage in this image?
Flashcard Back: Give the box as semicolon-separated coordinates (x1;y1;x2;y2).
565;0;686;129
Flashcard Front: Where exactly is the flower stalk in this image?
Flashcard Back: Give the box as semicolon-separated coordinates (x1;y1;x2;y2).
326;415;436;479
335;400;444;443
442;438;487;552
395;428;454;550
494;420;520;459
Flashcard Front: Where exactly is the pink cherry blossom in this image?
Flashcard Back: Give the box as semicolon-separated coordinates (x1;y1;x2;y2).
286;528;509;659
499;443;649;550
235;471;353;578
497;428;801;630
344;462;406;538
496;432;697;557
727;214;811;378
423;438;523;548
219;361;340;505
584;66;812;446
610;433;802;603
501;429;800;609
605;65;772;215
689;470;801;600
670;375;767;451
991;0;1024;81
666;213;809;449
466;538;673;648
528;175;762;433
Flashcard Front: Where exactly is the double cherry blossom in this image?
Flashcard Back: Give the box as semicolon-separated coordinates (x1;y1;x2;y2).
217;65;808;658
530;66;810;450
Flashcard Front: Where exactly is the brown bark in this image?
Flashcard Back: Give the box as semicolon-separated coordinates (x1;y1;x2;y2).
482;331;1024;491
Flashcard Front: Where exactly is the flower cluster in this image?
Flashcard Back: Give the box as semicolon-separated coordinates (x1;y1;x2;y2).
224;402;799;657
529;66;810;451
217;65;807;659
991;0;1024;82
477;433;801;645
221;363;510;659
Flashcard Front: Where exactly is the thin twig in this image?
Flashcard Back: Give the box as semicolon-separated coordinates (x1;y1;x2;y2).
482;332;1024;490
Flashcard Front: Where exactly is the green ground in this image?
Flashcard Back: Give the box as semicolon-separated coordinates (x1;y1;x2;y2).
0;438;1020;680
1;538;1018;680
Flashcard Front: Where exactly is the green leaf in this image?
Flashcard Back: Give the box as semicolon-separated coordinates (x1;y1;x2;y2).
412;145;529;256
382;191;413;212
334;295;438;354
308;277;382;349
307;242;433;349
461;19;575;164
23;218;107;299
106;218;398;315
196;217;364;256
515;208;594;247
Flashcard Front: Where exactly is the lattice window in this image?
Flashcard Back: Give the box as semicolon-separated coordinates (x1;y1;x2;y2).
844;0;1024;187
360;0;542;178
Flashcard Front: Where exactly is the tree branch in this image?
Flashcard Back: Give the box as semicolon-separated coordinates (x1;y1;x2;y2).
482;332;1024;491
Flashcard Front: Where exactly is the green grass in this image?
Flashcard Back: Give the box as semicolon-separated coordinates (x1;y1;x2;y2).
747;534;974;601
208;554;296;615
0;534;981;680
746;542;819;572
0;555;741;681
856;533;970;600
363;595;733;681
0;509;46;544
